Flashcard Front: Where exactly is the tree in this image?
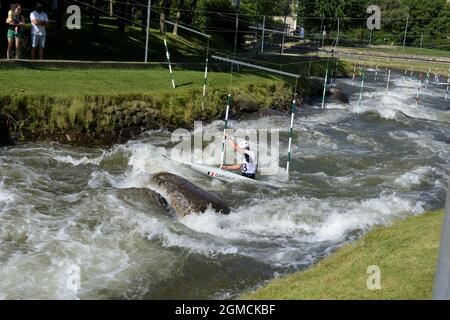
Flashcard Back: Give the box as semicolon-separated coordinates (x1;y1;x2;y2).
160;0;171;34
173;0;186;35
184;0;198;25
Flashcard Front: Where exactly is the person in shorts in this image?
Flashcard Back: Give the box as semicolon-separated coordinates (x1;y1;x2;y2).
6;3;25;59
30;2;48;60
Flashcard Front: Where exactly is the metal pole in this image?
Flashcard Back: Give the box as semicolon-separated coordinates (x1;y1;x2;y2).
144;0;151;62
212;55;300;78
369;28;373;47
336;18;340;54
420;32;423;49
261;15;265;54
321;26;326;49
281;15;287;56
233;0;240;59
319;13;324;36
432;179;450;299
403;14;409;53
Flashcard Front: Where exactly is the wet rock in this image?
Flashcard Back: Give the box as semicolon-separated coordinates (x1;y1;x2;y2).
118;126;142;143
116;187;174;217
306;76;326;98
327;87;349;104
151;172;231;216
0;115;12;146
237;100;260;113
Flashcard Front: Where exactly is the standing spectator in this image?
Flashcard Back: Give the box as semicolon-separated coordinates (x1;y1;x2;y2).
30;1;48;60
6;3;25;59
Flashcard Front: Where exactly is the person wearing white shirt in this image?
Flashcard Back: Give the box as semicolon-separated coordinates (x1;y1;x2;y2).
220;137;258;180
30;2;48;60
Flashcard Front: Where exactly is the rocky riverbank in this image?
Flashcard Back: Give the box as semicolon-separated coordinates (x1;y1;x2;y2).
0;75;347;147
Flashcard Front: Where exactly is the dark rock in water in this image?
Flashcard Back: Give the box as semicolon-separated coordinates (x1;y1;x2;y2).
327;87;349;104
257;108;286;117
118;126;143;144
0;115;12;146
116;187;174;217
152;172;231;216
234;98;260;114
306;76;326;99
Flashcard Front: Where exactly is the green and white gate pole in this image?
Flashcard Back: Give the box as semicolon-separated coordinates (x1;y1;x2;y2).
358;68;365;111
201;39;210;110
286;81;298;175
163;38;176;89
386;69;391;92
446;69;449;101
321;68;328;109
416;72;423;107
220;94;232;167
352;65;356;86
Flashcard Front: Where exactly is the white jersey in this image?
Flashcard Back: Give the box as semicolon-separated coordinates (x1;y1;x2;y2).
30;11;48;36
241;150;257;175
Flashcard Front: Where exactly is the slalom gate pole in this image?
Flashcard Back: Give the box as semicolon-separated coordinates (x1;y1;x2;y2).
416;72;423;107
201;39;210;110
163;38;176;89
321;68;328;109
286;79;298;175
352;65;356;86
358;67;365;111
220;94;232;167
446;69;449;101
386;69;391;92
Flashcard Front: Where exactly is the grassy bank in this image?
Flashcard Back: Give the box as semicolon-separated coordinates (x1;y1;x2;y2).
0;62;339;145
340;56;450;77
244;209;444;300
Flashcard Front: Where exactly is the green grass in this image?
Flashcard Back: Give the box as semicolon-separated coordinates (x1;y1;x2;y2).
244;209;444;300
0;67;286;97
0;16;227;62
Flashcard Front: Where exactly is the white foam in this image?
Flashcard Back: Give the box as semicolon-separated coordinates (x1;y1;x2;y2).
394;166;435;188
0;181;15;205
53;155;102;166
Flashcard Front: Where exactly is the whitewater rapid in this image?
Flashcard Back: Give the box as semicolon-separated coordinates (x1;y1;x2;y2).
0;70;449;299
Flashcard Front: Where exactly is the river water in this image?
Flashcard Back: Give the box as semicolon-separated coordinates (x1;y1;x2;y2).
0;70;449;299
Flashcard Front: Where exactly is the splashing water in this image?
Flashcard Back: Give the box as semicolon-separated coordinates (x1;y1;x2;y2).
0;70;449;299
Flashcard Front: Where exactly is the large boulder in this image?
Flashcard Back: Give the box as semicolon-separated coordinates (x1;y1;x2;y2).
327;87;349;104
116;187;174;217
151;172;231;216
232;94;260;115
306;76;326;97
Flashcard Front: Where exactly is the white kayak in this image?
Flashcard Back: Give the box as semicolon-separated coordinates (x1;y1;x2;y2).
163;155;283;189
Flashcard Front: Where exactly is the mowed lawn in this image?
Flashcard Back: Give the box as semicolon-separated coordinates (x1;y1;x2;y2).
0;68;287;97
244;209;444;300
